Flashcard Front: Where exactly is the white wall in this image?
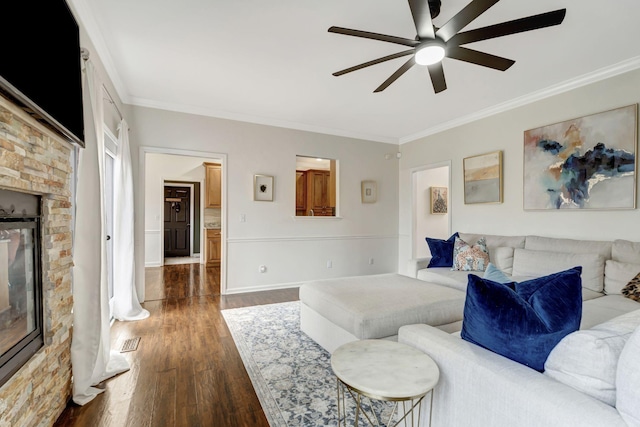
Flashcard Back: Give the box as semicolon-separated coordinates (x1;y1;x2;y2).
398;67;640;275
144;153;219;266
129;107;399;294
414;165;450;259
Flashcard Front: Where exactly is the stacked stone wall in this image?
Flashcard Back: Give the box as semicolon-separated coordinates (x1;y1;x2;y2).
0;95;74;427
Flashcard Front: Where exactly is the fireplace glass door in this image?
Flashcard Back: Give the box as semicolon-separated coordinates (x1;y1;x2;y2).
0;218;42;385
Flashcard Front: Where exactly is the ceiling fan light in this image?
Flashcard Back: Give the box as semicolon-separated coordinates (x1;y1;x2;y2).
415;42;445;66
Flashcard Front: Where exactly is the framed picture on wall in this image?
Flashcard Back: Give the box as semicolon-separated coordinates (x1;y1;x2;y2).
463;151;503;204
523;104;637;210
361;180;377;203
430;187;448;214
254;174;274;201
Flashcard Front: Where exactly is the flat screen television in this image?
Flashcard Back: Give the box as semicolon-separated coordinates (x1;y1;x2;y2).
0;0;85;147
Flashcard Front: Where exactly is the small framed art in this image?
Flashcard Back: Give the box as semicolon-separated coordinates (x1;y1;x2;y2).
430;187;448;214
361;180;377;203
463;151;503;204
254;174;274;201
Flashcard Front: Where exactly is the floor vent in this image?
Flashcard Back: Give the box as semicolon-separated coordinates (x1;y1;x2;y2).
120;337;141;353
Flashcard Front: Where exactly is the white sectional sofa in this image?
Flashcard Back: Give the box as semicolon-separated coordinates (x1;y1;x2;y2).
409;232;640;329
300;232;640;426
400;232;640;427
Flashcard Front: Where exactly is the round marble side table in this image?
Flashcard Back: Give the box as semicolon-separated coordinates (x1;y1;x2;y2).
331;339;439;427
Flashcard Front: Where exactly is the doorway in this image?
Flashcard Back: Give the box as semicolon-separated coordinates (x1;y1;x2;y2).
411;161;452;259
141;148;227;297
163;186;191;258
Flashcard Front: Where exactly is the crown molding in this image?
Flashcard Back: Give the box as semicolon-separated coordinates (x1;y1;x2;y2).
399;56;640;145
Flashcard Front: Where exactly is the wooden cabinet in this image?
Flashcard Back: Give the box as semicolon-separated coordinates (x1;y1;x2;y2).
296;171;307;216
204;162;221;208
206;229;221;267
306;169;333;216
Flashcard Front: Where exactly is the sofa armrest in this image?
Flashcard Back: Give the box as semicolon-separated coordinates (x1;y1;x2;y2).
398;324;626;427
408;257;431;278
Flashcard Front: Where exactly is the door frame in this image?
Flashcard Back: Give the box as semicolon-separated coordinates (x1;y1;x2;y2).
162;182;195;259
139;147;228;299
410;160;452;259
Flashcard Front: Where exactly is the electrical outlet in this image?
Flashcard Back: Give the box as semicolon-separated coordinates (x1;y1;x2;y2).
326;260;332;269
240;214;246;222
259;265;267;273
368;258;374;265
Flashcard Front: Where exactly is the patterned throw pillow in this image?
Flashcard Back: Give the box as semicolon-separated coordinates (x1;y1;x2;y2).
621;272;640;302
452;236;490;271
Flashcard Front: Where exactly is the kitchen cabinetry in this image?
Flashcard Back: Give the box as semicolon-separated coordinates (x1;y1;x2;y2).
296;171;306;216
306;170;333;216
204;162;221;208
206;229;221;267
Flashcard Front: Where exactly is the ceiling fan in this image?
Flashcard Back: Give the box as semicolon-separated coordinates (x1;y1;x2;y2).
328;0;566;93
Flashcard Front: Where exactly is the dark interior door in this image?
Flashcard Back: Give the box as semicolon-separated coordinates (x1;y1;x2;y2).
164;186;190;257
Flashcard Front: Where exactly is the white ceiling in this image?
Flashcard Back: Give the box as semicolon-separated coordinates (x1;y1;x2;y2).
72;0;640;144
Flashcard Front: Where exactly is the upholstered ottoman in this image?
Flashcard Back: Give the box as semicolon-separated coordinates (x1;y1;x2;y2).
299;273;466;353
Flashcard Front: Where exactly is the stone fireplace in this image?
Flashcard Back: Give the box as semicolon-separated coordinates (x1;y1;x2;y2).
0;94;74;425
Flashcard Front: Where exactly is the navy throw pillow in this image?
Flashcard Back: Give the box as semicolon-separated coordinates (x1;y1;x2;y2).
425;232;459;268
461;266;583;372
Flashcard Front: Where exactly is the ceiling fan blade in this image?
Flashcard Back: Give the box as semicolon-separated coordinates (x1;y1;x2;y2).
408;0;435;39
427;62;447;93
328;26;419;47
447;46;515;71
449;9;567;46
333;50;415;76
436;0;500;42
374;57;416;92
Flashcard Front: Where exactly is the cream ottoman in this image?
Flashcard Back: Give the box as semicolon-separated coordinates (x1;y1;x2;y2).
299;273;466;353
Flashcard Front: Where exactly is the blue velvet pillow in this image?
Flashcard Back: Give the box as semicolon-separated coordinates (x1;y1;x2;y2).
482;263;511;284
426;232;459;268
461;266;583;372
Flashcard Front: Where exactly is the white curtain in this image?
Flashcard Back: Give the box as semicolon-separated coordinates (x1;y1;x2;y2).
113;120;149;321
71;59;130;406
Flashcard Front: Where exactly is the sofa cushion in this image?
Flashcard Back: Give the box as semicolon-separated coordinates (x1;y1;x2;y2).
582;295;640;330
426;232;459;268
452;236;489;271
483;263;511;284
616;325;640;426
458;233;526;251
544;309;640;406
525;235;612;259
461;267;583;372
512;248;605;294
612;239;640;264
622;273;640;302
604;260;640;295
489;246;515;275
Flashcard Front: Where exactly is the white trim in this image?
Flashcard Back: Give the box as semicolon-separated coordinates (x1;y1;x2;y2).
140;146;228;294
224;281;304;295
68;0;129;104
410;161;452;259
291;216;344;221
227;234;397;244
400;56;640;144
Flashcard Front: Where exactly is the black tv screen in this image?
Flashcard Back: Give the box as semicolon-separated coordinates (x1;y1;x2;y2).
0;0;85;146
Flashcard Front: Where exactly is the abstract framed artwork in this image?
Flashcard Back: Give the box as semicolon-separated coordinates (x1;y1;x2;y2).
254;174;274;201
463;151;503;204
361;180;377;203
430;187;448;214
523;104;637;210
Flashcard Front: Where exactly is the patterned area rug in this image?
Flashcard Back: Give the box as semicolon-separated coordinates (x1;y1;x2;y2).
222;301;395;426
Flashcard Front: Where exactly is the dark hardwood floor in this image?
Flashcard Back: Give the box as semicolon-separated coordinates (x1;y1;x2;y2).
54;263;299;427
